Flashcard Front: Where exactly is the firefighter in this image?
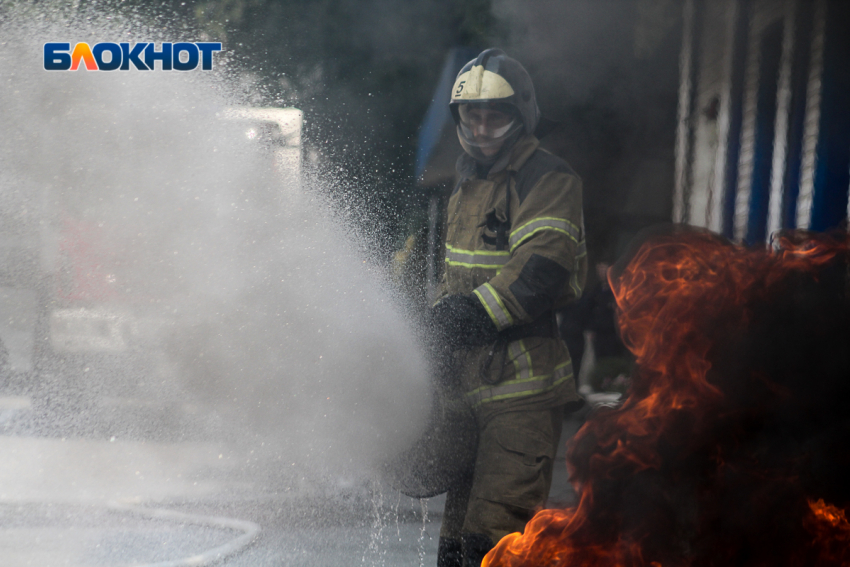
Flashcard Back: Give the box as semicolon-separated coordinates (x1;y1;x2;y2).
429;48;587;567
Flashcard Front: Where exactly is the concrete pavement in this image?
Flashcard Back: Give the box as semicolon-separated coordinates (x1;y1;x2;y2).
0;392;587;566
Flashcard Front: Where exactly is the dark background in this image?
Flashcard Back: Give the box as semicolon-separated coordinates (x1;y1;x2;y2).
96;0;683;265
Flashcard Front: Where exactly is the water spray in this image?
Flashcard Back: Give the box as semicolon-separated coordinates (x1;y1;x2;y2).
0;7;432;564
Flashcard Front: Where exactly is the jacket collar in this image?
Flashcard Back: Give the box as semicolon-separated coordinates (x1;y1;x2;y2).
456;134;540;180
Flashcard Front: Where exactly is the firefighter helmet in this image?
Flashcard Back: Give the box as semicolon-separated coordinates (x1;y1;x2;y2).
450;48;540;164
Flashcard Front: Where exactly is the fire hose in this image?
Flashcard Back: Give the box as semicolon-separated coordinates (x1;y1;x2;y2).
108;501;261;567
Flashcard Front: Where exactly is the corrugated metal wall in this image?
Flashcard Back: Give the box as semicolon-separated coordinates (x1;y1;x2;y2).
676;0;848;242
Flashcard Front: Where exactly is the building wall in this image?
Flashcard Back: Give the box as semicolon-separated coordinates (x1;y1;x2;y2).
795;0;826;230
677;0;849;242
732;0;785;243
688;0;735;230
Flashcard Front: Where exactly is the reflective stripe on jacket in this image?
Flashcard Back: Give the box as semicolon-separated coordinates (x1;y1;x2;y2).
440;134;587;411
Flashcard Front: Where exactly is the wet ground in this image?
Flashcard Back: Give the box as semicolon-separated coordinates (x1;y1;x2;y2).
0;361;585;567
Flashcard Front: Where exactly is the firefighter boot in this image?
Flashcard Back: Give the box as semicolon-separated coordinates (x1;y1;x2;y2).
461;532;494;567
437;537;463;567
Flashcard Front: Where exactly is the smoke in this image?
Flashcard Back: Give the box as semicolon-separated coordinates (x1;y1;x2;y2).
0;11;430;482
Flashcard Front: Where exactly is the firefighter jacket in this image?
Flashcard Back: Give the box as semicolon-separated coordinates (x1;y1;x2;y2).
439;134;587;416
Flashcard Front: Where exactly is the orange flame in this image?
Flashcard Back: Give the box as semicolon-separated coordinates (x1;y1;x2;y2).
484;228;850;567
806;500;850;563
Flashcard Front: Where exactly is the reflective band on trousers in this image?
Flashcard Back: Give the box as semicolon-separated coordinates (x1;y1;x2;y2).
473;282;513;330
445;245;510;269
466;360;574;406
509;217;581;252
571;240;588;297
508;340;531;382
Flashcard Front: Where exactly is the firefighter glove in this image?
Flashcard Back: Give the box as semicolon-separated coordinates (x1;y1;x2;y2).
430;293;499;350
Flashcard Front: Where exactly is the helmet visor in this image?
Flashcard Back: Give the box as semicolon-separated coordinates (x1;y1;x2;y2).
457;104;517;143
456;104;523;163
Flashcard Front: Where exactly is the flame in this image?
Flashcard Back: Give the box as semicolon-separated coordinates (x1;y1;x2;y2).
809;499;850;528
484;228;850;567
806;499;850;565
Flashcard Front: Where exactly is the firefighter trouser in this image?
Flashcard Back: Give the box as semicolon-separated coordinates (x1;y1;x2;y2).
439;405;564;549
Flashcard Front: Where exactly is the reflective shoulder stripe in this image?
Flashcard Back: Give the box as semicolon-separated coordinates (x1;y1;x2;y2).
445;245;510;269
466;360;574;407
509;217;581;252
473;282;513;330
